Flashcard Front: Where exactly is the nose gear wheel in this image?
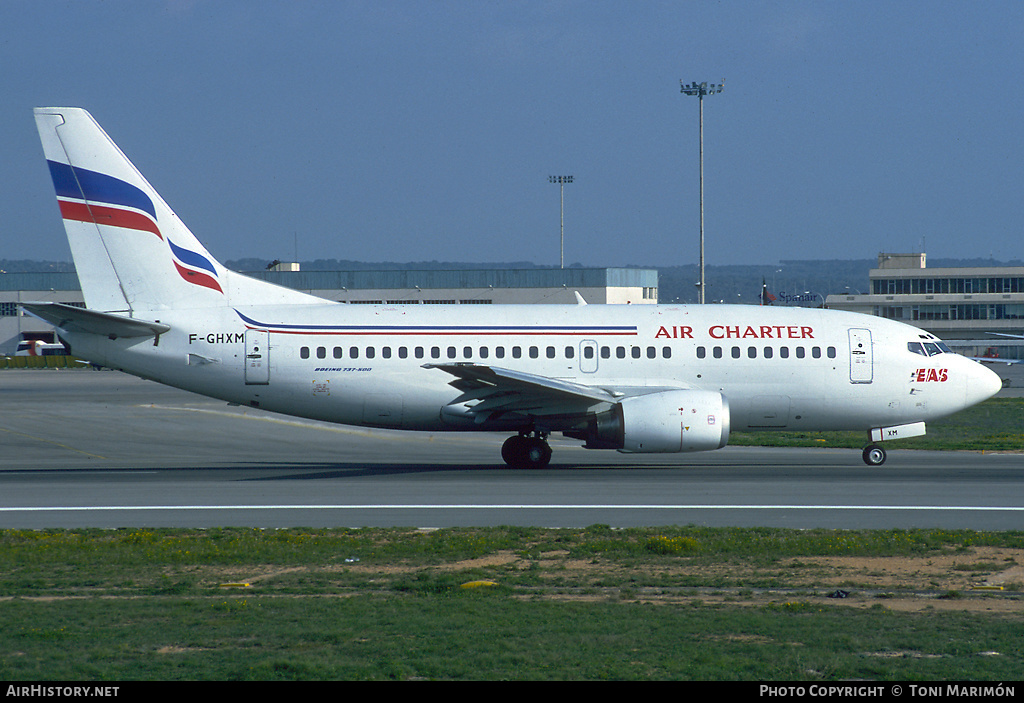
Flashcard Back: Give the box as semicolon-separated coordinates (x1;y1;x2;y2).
862;444;887;466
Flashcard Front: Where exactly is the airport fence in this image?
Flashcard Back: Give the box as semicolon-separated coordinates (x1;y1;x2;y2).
0;355;88;370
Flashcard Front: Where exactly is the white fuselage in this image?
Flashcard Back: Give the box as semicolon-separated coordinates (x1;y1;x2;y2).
63;301;1001;436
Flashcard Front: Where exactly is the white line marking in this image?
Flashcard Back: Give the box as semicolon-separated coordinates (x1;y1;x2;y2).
1;505;1022;512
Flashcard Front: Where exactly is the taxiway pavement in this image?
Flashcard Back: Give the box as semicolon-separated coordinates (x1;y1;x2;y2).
1;370;1021;530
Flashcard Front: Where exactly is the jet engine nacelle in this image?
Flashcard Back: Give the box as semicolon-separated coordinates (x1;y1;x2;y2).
572;389;730;453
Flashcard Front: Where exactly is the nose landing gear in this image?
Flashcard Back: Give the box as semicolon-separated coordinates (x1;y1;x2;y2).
862;444;886;466
501;431;553;469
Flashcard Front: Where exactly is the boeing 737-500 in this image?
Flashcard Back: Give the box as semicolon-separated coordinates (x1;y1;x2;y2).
23;107;1002;468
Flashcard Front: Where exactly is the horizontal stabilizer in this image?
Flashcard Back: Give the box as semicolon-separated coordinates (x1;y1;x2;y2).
20;302;170;339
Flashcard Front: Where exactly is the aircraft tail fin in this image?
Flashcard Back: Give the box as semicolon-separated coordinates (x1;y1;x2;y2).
34;107;318;313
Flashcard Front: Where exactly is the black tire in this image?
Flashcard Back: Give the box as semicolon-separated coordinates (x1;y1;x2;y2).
501;435;552;468
522;437;552;469
862;444;886;466
501;435;526;466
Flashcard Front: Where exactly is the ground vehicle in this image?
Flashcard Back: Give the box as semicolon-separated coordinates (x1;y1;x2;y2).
15;339;67;356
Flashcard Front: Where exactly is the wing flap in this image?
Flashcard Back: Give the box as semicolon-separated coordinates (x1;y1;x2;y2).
425;362;619;405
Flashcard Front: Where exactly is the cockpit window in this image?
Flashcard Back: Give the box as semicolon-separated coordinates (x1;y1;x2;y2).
909;340;952;356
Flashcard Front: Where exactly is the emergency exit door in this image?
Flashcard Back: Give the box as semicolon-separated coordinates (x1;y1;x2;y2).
579;340;599;373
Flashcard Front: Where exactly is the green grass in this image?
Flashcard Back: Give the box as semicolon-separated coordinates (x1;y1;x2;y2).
3;594;1021;680
1;526;1022;680
731;397;1024;451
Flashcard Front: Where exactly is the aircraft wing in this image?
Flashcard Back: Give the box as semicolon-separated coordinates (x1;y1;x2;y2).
969;356;1023;365
425;362;681;424
20;302;170;339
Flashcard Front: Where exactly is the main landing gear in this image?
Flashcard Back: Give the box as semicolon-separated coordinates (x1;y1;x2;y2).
862;444;886;466
501;431;552;469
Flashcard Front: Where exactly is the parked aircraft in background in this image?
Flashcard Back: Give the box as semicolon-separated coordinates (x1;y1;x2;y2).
24;108;1003;467
945;336;1024;367
971;347;1022;366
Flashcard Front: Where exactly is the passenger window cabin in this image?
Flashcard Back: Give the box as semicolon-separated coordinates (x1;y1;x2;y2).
298;341;838;365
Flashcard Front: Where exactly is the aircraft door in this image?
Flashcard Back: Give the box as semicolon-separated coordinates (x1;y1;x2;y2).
244;330;270;385
580;340;599;373
848;328;873;383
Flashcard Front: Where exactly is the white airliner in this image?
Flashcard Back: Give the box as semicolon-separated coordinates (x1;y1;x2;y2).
24;107;1002;468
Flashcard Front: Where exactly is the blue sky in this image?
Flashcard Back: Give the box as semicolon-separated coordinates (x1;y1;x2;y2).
2;1;1022;267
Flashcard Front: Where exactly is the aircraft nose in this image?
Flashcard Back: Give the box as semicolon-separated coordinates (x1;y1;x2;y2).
967;361;1003;406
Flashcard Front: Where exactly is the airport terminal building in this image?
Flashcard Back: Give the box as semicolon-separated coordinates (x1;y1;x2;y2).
0;266;658;355
10;253;1022;362
825;253;1024;360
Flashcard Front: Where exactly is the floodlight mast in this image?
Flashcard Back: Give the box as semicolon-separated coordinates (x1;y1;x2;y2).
680;80;724;304
549;175;573;269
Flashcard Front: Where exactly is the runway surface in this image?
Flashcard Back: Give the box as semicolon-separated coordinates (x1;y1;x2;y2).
1;369;1022;530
